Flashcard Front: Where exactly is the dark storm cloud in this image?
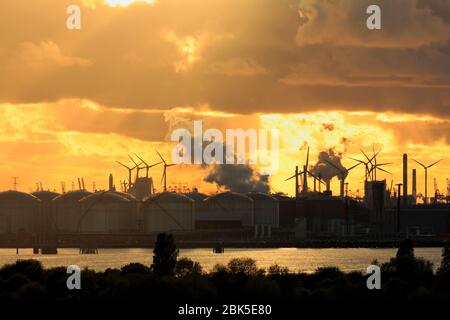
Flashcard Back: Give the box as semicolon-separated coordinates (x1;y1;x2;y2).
0;0;448;117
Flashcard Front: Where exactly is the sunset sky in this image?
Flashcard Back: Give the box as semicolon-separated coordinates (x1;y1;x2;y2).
0;0;449;197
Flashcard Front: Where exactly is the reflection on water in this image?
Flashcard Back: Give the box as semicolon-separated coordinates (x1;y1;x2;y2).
0;247;443;273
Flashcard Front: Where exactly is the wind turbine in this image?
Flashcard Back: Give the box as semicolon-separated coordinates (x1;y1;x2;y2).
286;147;326;195
128;154;143;181
116;160;139;189
411;158;442;204
156;150;176;192
324;159;361;197
349;149;391;181
133;154;162;178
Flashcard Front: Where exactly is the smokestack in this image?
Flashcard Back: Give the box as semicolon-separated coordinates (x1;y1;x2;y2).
326;180;331;192
81;178;85;190
77;178;82;191
295;166;299;197
403;154;408;205
303;165;308;194
109;174;114;191
412;168;417;200
340;178;345;197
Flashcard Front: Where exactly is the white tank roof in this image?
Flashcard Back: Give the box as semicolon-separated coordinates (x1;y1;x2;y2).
0;191;41;203
144;192;194;203
32;191;60;202
246;192;278;202
53;190;92;202
184;192;208;202
79;191;130;204
205;191;253;203
111;191;138;202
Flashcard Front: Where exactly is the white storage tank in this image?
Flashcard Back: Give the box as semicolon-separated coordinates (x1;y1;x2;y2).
110;191;139;232
142;192;194;233
78;192;134;234
32;191;60;202
202;192;254;229
52;191;92;233
185;191;208;225
32;191;60;234
247;193;279;228
0;191;41;234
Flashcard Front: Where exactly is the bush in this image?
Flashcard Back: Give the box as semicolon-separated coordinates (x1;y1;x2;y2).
227;258;260;276
175;257;202;277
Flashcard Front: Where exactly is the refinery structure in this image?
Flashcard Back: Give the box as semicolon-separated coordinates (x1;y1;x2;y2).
0;149;449;252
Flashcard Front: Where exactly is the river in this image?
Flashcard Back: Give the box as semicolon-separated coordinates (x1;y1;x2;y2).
0;247;443;273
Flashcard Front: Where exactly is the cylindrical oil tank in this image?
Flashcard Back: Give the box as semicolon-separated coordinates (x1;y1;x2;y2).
0;191;41;234
202;192;254;228
142;192;194;233
247;193;279;228
32;191;60;202
32;191;60;234
78;192;134;234
110;191;139;232
185;191;208;221
52;191;92;233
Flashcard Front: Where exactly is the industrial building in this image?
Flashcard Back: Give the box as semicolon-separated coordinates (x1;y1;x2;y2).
201;192;254;229
142;192;195;233
78;191;137;234
53;190;92;233
247;193;279;227
184;191;208;229
31;191;60;234
0;191;41;234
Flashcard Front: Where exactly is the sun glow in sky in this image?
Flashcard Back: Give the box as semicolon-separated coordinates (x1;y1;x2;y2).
0;0;449;197
102;0;155;7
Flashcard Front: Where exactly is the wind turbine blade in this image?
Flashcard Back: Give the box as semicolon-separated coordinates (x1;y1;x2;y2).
370;150;380;162
128;154;138;166
348;157;365;164
116;161;130;170
375;162;393;167
427;159;442;168
155;150;166;164
361;149;372;163
167;164;176;167
285;175;295;181
134;154;148;166
307;170;326;185
324;159;345;174
306;146;310;169
149;161;163;168
285;171;305;181
411;158;426;168
347;162;361;171
377;167;392;175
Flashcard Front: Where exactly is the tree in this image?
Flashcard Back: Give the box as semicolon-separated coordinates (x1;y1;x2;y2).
151;233;179;276
437;242;450;274
396;239;414;259
267;264;289;276
175;257;202;277
227;258;261;276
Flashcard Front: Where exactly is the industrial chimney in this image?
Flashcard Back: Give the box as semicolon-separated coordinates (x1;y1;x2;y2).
109;174;114;191
412;169;417;202
403;154;408;205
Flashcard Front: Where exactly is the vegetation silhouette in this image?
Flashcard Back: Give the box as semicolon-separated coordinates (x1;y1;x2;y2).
0;235;449;301
151;233;179;277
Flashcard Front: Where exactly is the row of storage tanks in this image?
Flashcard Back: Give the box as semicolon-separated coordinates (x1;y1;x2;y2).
0;190;279;235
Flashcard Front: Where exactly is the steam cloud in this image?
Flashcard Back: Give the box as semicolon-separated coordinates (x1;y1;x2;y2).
204;164;270;193
310;149;347;182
